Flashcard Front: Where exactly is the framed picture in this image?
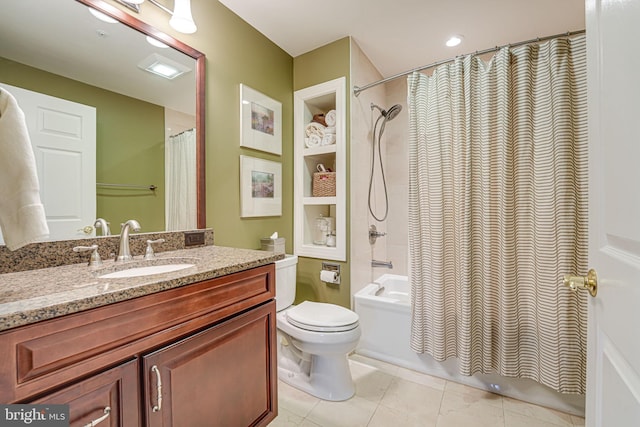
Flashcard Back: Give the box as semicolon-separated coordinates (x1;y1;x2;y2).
240;155;282;217
240;84;282;155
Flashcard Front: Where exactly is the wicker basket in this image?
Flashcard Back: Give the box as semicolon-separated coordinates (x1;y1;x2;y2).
312;172;336;197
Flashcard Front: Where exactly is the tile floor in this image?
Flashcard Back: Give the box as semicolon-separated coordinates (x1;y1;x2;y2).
269;354;585;427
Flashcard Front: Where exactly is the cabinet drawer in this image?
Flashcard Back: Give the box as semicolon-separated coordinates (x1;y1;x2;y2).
0;264;274;402
30;359;140;427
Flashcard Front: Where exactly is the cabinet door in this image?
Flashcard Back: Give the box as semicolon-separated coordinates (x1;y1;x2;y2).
31;359;140;427
143;301;277;427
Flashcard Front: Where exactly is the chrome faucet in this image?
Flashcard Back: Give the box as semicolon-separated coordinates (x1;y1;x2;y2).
94;218;111;236
116;219;141;262
371;259;393;269
369;225;387;245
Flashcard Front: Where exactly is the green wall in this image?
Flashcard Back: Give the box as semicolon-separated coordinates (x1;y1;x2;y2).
131;5;352;307
293;37;352;308
0;57;165;233
125;1;294;252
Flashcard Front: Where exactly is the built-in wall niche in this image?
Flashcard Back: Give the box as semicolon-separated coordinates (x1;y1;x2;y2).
293;77;346;261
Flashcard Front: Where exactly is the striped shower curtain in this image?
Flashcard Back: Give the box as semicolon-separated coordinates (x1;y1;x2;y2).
407;35;588;394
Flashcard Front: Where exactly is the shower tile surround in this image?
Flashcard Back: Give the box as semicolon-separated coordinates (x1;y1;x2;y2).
0;229;214;274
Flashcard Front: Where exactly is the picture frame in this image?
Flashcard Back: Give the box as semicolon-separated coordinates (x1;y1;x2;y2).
240;155;282;217
240;84;282;155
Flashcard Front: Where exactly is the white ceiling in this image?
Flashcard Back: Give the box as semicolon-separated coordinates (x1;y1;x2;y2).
218;0;586;79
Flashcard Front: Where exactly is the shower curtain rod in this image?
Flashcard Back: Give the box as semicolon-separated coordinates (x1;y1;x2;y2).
170;127;195;138
353;29;585;97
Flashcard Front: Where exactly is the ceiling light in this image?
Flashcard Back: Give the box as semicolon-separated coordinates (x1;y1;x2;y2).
146;36;169;48
115;0;197;34
88;7;118;23
446;35;463;47
138;53;191;80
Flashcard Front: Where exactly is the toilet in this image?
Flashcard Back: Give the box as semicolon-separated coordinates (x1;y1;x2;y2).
275;255;361;401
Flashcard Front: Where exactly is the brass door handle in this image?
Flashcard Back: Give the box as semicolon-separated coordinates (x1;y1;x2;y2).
563;268;598;297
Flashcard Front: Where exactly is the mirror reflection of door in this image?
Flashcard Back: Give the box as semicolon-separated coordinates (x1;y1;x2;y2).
0;83;96;244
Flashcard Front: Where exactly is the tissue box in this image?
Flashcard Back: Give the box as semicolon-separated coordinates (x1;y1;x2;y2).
261;237;285;254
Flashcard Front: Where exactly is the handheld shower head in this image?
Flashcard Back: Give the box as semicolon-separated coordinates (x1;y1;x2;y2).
371;103;402;121
385;104;402;121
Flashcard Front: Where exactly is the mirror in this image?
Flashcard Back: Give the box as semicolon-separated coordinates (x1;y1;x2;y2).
0;0;205;241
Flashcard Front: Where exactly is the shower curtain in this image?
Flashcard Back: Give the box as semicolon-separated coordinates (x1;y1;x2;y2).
407;35;588;394
165;128;197;231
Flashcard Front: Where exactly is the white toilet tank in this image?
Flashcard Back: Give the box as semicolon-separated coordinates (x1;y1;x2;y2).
275;254;298;311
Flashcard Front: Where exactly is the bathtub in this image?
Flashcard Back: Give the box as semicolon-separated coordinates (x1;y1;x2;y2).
354;274;585;416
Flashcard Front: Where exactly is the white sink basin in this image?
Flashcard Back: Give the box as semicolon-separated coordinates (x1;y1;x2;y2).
97;263;195;279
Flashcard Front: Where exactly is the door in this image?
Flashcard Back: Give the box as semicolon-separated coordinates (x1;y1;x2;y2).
0;83;96;242
143;302;277;427
585;0;640;425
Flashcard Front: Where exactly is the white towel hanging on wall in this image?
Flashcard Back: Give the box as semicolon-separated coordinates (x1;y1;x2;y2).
0;88;49;250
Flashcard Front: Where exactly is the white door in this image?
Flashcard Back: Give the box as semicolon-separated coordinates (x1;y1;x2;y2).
0;83;96;242
585;0;640;426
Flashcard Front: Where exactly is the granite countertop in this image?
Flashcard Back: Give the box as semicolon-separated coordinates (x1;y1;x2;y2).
0;245;283;332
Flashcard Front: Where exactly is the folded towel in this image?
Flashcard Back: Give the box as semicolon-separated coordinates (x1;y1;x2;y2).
312;113;327;127
305;134;322;148
0;88;49;250
325;109;336;127
305;122;325;138
321;133;336;146
324;126;336;135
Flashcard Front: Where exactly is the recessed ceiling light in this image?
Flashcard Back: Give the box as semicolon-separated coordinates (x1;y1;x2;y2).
446;35;463;47
138;53;191;80
88;7;118;24
146;36;169;49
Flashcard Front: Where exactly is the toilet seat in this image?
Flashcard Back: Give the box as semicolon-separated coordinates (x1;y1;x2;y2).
285;301;359;332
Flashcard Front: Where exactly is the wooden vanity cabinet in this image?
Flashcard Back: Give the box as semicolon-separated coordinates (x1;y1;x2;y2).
0;264;278;427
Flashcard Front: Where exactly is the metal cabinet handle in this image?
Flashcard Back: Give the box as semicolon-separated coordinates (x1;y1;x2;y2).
151;365;162;412
83;406;111;427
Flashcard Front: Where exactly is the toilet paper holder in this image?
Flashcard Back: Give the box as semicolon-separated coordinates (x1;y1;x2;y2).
321;262;341;285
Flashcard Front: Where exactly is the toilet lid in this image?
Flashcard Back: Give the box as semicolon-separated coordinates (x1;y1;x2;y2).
286;301;359;332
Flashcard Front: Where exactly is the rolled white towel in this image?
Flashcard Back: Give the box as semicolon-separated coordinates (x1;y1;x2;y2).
306;134;322;148
325;109;336;126
321;133;336;146
324;126;336;135
305;122;325;138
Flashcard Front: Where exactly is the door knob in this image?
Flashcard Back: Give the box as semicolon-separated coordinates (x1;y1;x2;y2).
563;268;598;297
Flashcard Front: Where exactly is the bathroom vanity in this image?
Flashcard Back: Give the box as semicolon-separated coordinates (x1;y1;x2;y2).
0;245;281;426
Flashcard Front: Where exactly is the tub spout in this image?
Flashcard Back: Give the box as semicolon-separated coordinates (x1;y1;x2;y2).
371;259;393;269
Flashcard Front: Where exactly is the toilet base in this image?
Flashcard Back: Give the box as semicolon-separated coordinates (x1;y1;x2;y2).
278;353;355;401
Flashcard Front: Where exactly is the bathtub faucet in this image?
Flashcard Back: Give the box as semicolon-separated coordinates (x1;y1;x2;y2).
369;225;386;245
371;259;393;269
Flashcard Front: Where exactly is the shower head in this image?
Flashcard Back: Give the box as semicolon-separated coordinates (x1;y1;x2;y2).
371;103;402;121
385;104;402;121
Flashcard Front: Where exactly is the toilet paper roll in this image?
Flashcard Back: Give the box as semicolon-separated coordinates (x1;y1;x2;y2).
320;270;338;283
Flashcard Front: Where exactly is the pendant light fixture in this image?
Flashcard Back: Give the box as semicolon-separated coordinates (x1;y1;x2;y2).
114;0;197;34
